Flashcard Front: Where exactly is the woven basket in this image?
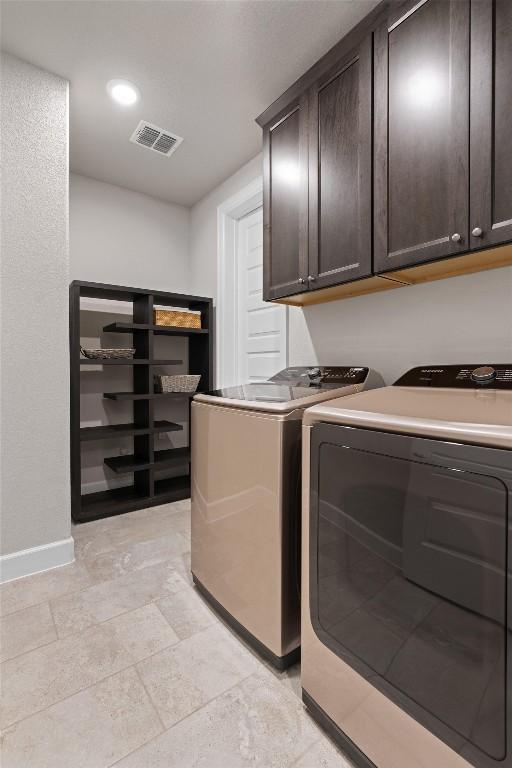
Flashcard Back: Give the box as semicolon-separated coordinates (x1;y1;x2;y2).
81;346;135;360
155;374;201;393
153;309;201;329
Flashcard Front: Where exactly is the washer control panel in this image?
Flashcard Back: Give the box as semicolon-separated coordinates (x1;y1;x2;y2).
394;365;512;389
269;366;369;387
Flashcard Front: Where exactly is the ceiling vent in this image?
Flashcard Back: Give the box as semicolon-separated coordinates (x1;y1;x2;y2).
129;121;183;157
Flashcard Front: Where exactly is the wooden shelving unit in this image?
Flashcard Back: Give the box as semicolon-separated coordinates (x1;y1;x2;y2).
70;280;213;523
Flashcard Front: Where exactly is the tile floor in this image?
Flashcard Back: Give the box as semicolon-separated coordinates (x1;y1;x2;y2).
0;500;353;768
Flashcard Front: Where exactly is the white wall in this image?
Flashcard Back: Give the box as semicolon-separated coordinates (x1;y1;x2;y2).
289;267;512;383
190;154;262;298
70;173;190;294
1;54;72;576
190;154;512;384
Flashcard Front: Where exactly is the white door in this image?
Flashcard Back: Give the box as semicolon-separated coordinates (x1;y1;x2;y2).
236;207;287;382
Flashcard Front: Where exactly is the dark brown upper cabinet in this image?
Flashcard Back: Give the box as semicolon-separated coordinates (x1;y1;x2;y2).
263;96;309;301
257;0;512;306
308;36;372;290
470;0;512;250
374;0;470;274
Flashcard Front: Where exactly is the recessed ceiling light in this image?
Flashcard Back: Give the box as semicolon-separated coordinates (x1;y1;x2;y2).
106;79;140;107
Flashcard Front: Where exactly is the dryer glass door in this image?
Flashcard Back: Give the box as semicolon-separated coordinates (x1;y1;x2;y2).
310;424;510;766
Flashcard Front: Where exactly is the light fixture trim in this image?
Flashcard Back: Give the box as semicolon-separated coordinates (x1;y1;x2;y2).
106;78;141;107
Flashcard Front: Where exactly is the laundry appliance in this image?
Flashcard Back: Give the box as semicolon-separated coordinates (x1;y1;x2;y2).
302;364;512;768
191;365;383;669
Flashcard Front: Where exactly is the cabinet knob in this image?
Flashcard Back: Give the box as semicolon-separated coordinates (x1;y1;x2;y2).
472;227;483;237
308;275;316;282
451;233;462;243
298;277;306;284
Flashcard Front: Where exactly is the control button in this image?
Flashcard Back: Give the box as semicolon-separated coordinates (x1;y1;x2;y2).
471;366;496;383
307;367;321;381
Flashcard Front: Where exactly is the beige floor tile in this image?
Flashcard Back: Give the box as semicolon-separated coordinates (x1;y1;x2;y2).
156;586;216;640
108;603;180;659
293;737;354;767
1;623;130;728
136;622;259;728
1;667;163;768
74;505;190;560
51;560;188;637
168;550;193;586
0;602;57;662
0;561;92;617
0;603;178;728
277;662;302;698
115;670;319;768
82;532;189;582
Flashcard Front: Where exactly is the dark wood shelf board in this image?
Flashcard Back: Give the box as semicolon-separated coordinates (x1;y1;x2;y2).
72;280;211;307
76;475;190;523
80;420;183;442
104;447;191;475
154;475;191;503
103;322;209;336
80;358;182;366
103;391;202;401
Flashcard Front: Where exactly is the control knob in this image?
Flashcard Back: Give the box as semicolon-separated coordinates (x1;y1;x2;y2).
307;367;322;381
471;366;496;383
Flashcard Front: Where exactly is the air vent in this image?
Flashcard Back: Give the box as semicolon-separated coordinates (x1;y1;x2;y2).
129;121;183;157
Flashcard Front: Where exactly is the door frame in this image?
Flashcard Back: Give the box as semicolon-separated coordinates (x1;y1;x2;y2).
216;177;265;388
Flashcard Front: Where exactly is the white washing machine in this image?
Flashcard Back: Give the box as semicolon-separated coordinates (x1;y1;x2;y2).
302;363;512;768
191;365;383;669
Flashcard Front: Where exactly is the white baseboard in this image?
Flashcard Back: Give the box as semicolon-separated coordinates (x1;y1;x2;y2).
0;537;75;584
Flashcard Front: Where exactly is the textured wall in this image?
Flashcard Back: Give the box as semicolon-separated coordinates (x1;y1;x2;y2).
1;53;71;555
70;174;190;294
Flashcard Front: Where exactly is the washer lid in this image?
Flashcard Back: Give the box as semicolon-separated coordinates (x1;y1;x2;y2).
303;386;512;449
194;381;369;413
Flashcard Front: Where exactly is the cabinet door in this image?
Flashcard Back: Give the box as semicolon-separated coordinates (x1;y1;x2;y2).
263;96;308;301
470;0;512;249
374;0;470;273
308;36;372;289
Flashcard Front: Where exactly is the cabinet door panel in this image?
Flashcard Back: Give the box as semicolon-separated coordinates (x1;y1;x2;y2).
308;37;372;288
470;0;512;249
263;97;308;301
374;0;470;273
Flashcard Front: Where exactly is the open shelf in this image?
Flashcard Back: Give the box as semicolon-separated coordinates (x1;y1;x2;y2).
103;322;209;336
71;280;213;523
154;475;191;503
103;391;202;401
104;447;191;474
80;474;191;522
80;420;182;441
80;358;182;366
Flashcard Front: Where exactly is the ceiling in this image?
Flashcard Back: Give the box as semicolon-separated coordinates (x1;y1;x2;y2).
1;0;379;206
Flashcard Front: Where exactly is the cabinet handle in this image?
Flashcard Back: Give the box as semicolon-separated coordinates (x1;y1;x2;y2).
308;275;316;282
472;227;483;237
298;277;306;284
451;233;462;243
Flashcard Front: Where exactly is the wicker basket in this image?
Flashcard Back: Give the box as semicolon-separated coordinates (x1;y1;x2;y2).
155;374;201;393
81;346;135;360
153;309;201;329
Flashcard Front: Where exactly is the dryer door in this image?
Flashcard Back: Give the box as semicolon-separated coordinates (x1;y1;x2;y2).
310;424;511;768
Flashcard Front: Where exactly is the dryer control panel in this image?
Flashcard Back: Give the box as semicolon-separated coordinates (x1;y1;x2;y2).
395;365;512;389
